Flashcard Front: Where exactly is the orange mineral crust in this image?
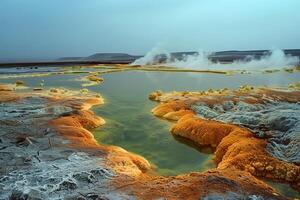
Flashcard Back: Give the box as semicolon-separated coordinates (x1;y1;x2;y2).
44;88;153;176
149;88;300;192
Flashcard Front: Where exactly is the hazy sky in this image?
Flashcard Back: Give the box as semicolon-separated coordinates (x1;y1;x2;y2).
0;0;300;59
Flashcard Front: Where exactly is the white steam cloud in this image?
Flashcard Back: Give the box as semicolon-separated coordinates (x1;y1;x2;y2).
132;47;299;71
131;45;170;65
231;49;299;69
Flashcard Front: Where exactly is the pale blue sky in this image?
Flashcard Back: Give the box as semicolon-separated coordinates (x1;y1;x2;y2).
0;0;299;60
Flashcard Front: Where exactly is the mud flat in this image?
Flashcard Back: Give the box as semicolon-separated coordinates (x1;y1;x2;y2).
0;83;290;200
149;86;300;198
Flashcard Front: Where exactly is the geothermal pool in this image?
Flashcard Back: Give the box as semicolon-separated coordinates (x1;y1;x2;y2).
0;68;299;178
92;70;300;176
0;66;300;198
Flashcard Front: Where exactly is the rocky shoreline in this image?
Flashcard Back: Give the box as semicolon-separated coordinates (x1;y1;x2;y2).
149;87;300;195
0;84;296;199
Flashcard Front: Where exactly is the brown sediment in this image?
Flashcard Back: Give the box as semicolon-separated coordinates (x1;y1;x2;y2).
112;169;284;200
33;87;43;91
86;74;104;82
15;80;24;86
0;92;21;102
149;88;300;193
0;84;22;102
0;84;13;91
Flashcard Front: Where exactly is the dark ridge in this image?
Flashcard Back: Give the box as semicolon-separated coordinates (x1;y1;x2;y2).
57;57;84;61
85;53;140;61
0;49;299;68
57;53;141;63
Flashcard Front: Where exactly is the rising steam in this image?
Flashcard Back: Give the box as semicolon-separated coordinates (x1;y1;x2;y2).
131;45;170;65
132;47;299;71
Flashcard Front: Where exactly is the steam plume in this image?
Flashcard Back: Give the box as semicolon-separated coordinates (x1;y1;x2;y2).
132;47;299;71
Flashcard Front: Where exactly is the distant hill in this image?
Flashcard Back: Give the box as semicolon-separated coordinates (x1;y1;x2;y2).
58;53;141;62
1;49;299;67
57;57;84;61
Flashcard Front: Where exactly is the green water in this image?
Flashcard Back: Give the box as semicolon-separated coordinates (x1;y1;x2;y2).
93;92;214;175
